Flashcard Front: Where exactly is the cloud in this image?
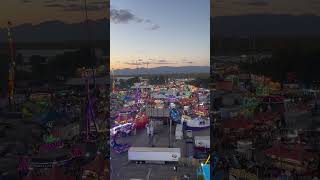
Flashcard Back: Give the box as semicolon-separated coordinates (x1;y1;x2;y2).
110;9;143;24
90;1;108;5
65;4;107;11
182;59;194;64
144;19;152;23
147;24;160;31
232;0;270;6
153;59;176;64
21;0;32;3
44;1;107;11
44;3;65;8
247;1;269;6
124;59;175;66
212;0;320;16
111;8;160;30
124;61;143;66
44;0;57;3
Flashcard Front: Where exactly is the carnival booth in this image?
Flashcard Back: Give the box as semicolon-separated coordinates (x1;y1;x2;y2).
115;112;134;125
134;112;149;129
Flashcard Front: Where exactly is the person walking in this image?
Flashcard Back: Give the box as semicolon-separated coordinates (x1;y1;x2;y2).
173;165;178;172
146;123;150;136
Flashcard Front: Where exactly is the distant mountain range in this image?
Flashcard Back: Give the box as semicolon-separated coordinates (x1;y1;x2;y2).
0;18;109;43
212;15;320;37
1;15;318;43
114;66;210;75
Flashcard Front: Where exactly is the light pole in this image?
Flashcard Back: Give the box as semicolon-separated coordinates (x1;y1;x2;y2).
169;116;172;148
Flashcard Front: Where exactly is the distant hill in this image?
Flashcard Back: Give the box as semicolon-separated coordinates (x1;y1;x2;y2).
211;15;320;54
0;18;109;43
212;15;320;37
114;66;210;75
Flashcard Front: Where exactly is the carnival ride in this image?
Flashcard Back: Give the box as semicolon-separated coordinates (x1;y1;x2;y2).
110;122;135;153
193;106;209;117
181;115;210;130
110;137;131;154
81;73;98;142
111;123;135;138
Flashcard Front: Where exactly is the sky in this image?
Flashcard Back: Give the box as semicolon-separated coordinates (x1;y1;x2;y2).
110;0;210;70
0;0;108;28
212;0;320;16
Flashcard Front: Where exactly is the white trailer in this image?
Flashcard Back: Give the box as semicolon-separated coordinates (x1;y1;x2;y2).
194;136;210;149
128;147;181;163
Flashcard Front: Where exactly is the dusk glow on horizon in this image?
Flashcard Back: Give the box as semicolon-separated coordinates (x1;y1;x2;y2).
0;0;108;28
110;0;210;70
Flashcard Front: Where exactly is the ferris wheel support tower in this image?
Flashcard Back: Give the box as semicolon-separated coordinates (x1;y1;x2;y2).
7;21;16;111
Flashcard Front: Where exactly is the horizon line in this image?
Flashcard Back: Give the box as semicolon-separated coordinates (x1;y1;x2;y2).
111;65;210;71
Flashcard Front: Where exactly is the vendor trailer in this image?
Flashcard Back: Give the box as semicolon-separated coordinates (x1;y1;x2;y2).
128;147;181;164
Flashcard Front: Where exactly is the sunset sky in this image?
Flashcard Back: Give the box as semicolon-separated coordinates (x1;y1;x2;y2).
110;0;210;70
0;0;108;28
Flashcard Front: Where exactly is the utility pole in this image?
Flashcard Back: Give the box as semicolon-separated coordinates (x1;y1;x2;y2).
136;59;139;76
169;117;172;148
